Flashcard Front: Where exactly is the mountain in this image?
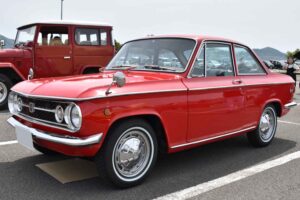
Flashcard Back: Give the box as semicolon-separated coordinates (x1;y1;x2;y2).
0;34;14;48
253;47;286;61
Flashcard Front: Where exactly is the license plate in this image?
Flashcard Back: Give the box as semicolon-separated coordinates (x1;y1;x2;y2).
15;125;34;150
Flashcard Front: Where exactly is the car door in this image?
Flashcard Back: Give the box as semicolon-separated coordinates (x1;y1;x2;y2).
34;25;73;78
233;45;268;127
73;27;114;74
183;42;246;142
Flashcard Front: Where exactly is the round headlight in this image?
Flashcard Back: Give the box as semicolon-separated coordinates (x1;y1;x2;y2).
71;105;81;129
55;105;64;123
64;104;82;131
8;92;15;113
16;97;23;112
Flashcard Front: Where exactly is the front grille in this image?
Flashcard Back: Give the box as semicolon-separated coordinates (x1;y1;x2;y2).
16;95;72;131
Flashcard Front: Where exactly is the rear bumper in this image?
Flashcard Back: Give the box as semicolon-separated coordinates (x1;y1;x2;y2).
7;117;102;147
284;102;298;109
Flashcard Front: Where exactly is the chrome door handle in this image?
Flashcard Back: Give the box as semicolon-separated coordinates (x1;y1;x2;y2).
64;56;71;60
232;80;242;84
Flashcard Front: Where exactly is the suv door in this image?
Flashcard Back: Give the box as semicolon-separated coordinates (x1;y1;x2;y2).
183;42;246;142
35;25;73;78
73;27;114;74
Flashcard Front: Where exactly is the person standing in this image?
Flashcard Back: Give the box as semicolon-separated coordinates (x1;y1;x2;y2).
283;56;299;86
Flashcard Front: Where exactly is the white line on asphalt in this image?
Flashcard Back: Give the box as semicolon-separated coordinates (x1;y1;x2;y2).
154;151;300;200
0;140;18;146
278;120;300;126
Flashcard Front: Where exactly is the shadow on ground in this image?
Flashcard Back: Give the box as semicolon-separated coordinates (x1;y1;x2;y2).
0;136;296;200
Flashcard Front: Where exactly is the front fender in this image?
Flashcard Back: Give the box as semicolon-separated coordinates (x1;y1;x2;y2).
0;62;26;80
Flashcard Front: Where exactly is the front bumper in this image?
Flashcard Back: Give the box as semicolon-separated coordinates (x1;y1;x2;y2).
7;117;102;147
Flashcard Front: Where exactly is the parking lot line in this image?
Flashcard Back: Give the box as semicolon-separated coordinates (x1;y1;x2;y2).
278;120;300;126
0;140;18;146
154;151;300;200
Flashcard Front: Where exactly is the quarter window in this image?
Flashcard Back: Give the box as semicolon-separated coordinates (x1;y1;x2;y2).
190;47;205;77
234;46;265;75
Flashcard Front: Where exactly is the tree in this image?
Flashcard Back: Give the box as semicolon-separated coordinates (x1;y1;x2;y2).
286;49;300;58
114;40;122;52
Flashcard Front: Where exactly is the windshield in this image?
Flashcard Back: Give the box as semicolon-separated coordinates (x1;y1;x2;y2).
106;38;196;72
15;26;36;46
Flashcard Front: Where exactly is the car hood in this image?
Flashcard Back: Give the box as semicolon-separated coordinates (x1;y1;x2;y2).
12;71;185;100
0;48;24;58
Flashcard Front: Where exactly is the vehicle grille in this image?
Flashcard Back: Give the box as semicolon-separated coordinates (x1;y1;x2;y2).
16;95;71;131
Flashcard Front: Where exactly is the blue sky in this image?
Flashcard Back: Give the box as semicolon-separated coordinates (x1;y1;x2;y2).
0;0;299;52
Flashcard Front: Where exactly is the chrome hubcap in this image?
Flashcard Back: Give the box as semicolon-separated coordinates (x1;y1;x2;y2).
0;82;8;103
113;127;153;181
259;108;276;142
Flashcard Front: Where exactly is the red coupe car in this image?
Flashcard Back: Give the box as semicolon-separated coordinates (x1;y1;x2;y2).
7;35;297;187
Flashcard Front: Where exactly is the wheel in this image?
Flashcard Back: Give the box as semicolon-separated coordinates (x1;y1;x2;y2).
95;119;158;188
33;143;60;156
247;105;277;147
0;74;12;110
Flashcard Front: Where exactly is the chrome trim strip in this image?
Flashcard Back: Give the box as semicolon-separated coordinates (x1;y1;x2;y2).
21;103;56;113
7;117;102;146
189;82;293;91
171;126;256;149
11;89;188;101
284;102;298;109
15;112;76;133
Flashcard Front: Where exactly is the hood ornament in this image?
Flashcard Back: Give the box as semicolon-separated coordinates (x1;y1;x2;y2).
105;71;126;95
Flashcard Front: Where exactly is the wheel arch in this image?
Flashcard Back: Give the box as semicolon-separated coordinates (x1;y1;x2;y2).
81;65;103;74
262;99;283;117
105;114;169;154
0;64;25;84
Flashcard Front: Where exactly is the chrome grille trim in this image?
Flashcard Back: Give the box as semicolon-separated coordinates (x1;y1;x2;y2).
21;103;56;113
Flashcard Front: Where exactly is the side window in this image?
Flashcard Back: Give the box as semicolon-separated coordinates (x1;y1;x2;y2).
205;43;234;77
75;28;99;46
100;30;108;45
234;46;266;75
190;47;204;77
37;26;69;46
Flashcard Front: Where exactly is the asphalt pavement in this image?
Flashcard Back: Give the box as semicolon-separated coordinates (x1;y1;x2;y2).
0;87;299;200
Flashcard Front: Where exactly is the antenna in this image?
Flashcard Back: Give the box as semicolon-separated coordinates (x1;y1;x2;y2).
60;0;64;20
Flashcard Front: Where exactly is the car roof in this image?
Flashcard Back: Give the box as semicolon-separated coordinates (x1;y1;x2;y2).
18;20;112;29
128;34;245;46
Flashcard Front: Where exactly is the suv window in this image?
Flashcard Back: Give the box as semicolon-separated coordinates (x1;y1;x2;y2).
37;26;69;46
75;28;108;46
205;43;234;77
234;46;266;75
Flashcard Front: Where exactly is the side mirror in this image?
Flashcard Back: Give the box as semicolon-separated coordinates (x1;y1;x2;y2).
0;40;5;48
105;71;126;95
25;41;34;48
113;71;126;87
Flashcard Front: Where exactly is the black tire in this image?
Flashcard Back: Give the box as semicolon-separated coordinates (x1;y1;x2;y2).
33;143;60;156
247;105;277;147
95;118;158;188
0;74;13;110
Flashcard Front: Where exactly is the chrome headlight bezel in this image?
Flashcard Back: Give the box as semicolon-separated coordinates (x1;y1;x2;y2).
8;92;22;114
64;103;82;131
55;105;65;123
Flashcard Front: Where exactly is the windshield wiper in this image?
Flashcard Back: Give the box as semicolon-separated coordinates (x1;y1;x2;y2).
110;65;138;70
143;65;176;71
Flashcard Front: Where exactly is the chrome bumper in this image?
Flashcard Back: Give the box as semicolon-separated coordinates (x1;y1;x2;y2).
284;102;298;109
7;117;102;146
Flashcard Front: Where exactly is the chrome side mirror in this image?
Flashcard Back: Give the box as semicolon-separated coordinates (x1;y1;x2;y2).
113;71;126;87
28;68;34;80
105;71;126;95
0;40;5;48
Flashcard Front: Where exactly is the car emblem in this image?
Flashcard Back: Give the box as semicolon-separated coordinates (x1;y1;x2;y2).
28;102;35;113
